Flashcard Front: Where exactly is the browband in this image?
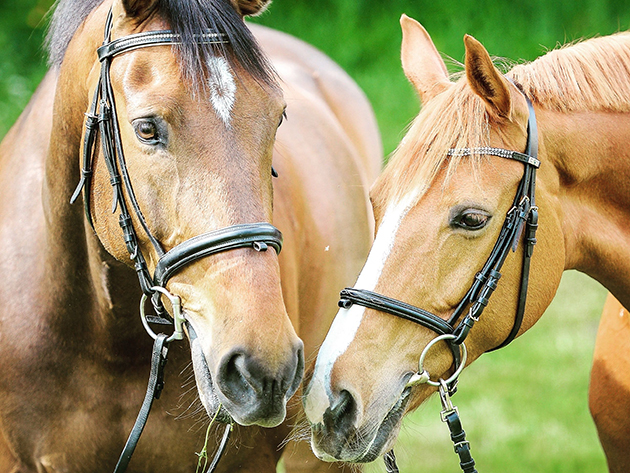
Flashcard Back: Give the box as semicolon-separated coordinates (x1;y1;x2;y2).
447;147;540;168
97;30;228;60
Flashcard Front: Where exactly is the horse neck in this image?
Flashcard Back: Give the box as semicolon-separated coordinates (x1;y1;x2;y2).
543;109;630;304
42;4;149;351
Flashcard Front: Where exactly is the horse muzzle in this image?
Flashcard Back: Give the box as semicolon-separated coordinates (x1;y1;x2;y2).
308;385;412;463
189;322;304;427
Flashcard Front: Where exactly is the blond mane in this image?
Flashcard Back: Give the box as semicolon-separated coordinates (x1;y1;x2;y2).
376;32;630;207
511;32;630;113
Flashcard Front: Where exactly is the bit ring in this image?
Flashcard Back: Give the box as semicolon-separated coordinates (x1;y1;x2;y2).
140;286;185;343
407;334;467;387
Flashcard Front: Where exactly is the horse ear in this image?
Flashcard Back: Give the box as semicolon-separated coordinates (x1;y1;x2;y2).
231;0;271;16
120;0;159;19
464;34;511;118
400;14;450;103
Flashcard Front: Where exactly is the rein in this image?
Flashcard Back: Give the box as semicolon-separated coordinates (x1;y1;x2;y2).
71;10;282;472
339;90;540;473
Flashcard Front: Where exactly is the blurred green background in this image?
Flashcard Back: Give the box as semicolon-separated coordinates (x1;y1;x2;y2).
0;0;621;471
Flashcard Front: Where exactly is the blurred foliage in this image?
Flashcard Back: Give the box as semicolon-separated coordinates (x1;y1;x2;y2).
251;0;630;154
0;0;54;138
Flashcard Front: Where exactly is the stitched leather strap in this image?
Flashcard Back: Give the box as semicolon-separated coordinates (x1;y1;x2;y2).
339;288;454;335
339;288;461;367
114;334;169;473
154;223;282;287
113;333;231;473
444;410;477;473
98;30;227;60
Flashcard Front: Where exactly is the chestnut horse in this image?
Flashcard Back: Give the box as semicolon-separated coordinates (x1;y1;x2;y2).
0;0;381;471
304;14;630;473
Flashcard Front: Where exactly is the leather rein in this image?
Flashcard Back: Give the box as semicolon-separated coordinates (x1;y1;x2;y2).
339;89;540;473
71;10;283;472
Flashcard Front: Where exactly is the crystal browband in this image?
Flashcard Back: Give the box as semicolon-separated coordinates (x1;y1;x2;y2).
447;147;540;168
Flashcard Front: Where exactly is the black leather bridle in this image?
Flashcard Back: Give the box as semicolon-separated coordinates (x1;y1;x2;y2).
70;9;283;472
338;89;540;473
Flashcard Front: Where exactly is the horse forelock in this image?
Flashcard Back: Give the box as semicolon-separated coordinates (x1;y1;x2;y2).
373;79;490;212
45;0;277;90
158;0;278;91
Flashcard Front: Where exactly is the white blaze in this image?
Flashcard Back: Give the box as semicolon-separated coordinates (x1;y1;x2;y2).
304;191;418;423
207;56;236;126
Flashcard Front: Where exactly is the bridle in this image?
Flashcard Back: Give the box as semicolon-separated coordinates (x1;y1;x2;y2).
338;87;540;473
70;9;283;472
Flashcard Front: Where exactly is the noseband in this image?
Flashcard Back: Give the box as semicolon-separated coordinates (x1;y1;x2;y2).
339;89;540;473
71;10;283;472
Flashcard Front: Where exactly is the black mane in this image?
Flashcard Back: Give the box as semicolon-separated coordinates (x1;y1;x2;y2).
45;0;276;88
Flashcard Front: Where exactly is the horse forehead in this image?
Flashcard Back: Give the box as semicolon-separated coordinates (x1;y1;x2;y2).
118;51;282;126
206;56;237;125
436;159;518;201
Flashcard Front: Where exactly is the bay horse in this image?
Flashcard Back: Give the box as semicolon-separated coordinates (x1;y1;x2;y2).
303;13;630;473
0;0;381;471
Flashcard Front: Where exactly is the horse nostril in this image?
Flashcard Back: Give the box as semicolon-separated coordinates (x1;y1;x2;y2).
215;343;304;422
323;389;358;435
217;351;260;400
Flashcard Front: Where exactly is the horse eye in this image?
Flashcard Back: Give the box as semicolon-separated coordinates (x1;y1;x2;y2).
133;119;159;144
453;210;490;230
278;110;287;128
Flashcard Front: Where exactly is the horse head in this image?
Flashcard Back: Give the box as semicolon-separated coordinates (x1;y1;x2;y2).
76;0;303;428
304;15;564;462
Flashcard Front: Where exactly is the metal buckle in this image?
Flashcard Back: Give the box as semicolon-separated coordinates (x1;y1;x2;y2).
439;379;459;422
406;334;467;388
440;405;460;423
453;441;470;451
140;286;185;342
518;195;531;208
467;306;480;323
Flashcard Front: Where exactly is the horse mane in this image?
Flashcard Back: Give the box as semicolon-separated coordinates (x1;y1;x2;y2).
45;0;276;89
375;32;630;208
510;32;630;113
